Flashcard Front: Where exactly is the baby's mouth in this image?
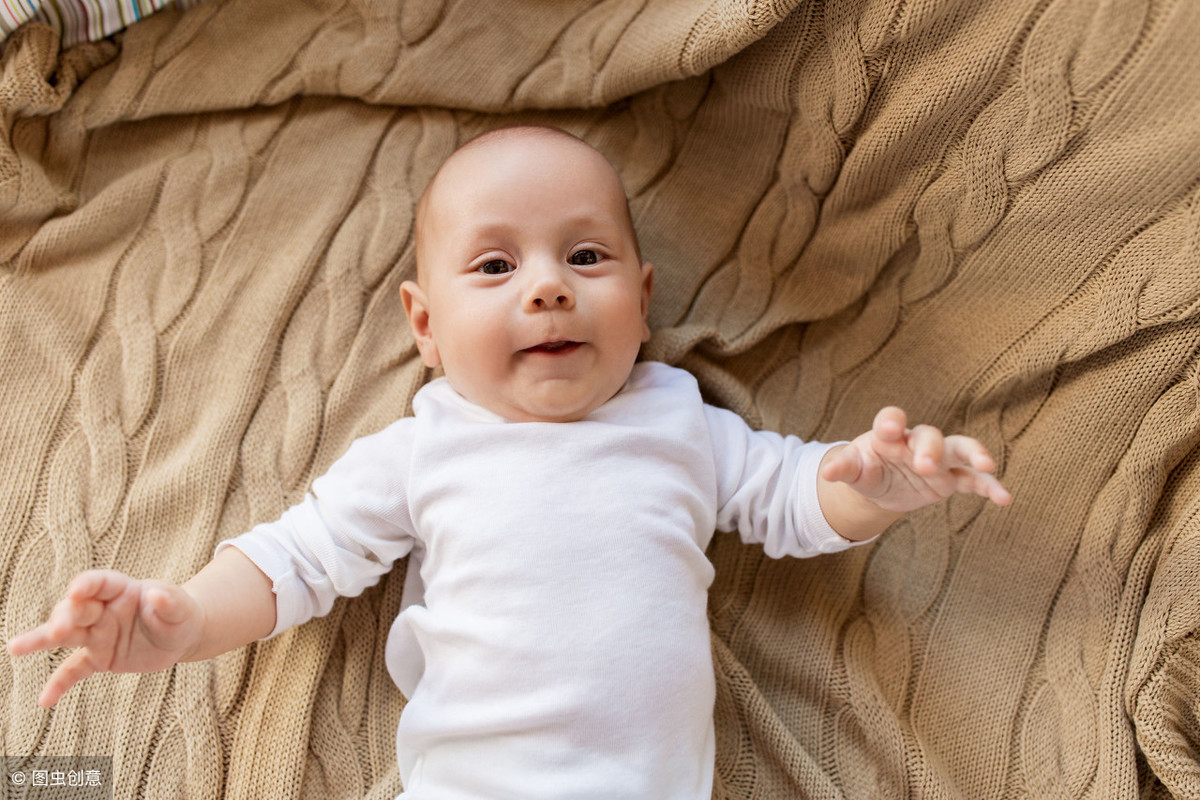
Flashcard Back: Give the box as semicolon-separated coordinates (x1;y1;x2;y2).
523;340;583;355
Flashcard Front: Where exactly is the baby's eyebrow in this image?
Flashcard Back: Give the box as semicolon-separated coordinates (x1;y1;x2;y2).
465;219;521;239
464;215;625;243
559;213;624;233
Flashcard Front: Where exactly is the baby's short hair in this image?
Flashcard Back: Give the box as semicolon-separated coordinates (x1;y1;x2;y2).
412;126;642;279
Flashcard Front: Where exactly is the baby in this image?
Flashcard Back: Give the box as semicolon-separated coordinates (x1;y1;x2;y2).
9;126;1011;799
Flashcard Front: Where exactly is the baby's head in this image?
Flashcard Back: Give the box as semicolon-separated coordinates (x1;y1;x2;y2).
401;126;653;423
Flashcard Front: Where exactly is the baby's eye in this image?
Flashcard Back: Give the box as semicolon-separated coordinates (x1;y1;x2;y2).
569;250;599;266
478;259;514;275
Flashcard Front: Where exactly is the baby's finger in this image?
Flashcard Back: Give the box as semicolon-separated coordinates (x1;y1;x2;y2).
955;468;1012;506
872;407;908;441
820;445;862;484
43;593;107;643
67;570;133;604
62;597;108;630
143;585;191;628
945;435;997;473
38;648;96;708
7;625;53;657
908;425;944;474
8;596;82;655
982;474;1013;506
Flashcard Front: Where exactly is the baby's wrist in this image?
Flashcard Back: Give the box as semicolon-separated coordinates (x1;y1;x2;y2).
839;493;904;542
179;592;207;663
816;466;904;542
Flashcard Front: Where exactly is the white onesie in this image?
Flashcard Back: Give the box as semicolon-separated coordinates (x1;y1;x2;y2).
221;361;859;799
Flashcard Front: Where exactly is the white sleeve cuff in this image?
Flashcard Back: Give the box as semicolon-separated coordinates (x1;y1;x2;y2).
214;535;308;639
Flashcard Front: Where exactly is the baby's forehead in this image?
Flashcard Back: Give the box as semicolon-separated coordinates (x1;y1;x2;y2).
438;130;618;189
414;127;638;272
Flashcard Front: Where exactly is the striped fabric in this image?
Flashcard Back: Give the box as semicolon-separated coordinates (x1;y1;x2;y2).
1;0;196;48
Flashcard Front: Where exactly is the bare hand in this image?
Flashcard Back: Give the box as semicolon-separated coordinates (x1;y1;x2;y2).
820;407;1012;514
7;571;203;708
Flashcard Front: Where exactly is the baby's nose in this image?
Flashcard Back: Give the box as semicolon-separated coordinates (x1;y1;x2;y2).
524;265;576;311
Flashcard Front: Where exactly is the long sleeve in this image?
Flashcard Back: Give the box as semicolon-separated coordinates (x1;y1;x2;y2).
217;418;418;637
704;404;857;558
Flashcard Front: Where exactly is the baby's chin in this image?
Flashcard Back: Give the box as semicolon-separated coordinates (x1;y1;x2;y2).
490;392;607;424
457;378;623;423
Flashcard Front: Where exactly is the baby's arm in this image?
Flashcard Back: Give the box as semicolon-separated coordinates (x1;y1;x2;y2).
7;546;274;708
817;406;1012;542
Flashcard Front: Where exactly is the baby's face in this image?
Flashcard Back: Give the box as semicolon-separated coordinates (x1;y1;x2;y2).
401;132;653;422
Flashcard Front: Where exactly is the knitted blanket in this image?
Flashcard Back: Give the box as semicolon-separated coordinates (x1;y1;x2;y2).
2;0;1197;797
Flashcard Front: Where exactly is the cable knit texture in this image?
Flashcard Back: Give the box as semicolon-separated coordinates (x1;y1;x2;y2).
1;1;1198;798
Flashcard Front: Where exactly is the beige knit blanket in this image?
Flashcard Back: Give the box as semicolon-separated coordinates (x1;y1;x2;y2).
2;0;1198;797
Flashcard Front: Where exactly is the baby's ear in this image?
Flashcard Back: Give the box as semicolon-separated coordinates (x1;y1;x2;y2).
639;262;654;341
400;280;442;368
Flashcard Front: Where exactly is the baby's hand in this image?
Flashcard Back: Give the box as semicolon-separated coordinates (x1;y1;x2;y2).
820;407;1012;515
7;570;203;708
